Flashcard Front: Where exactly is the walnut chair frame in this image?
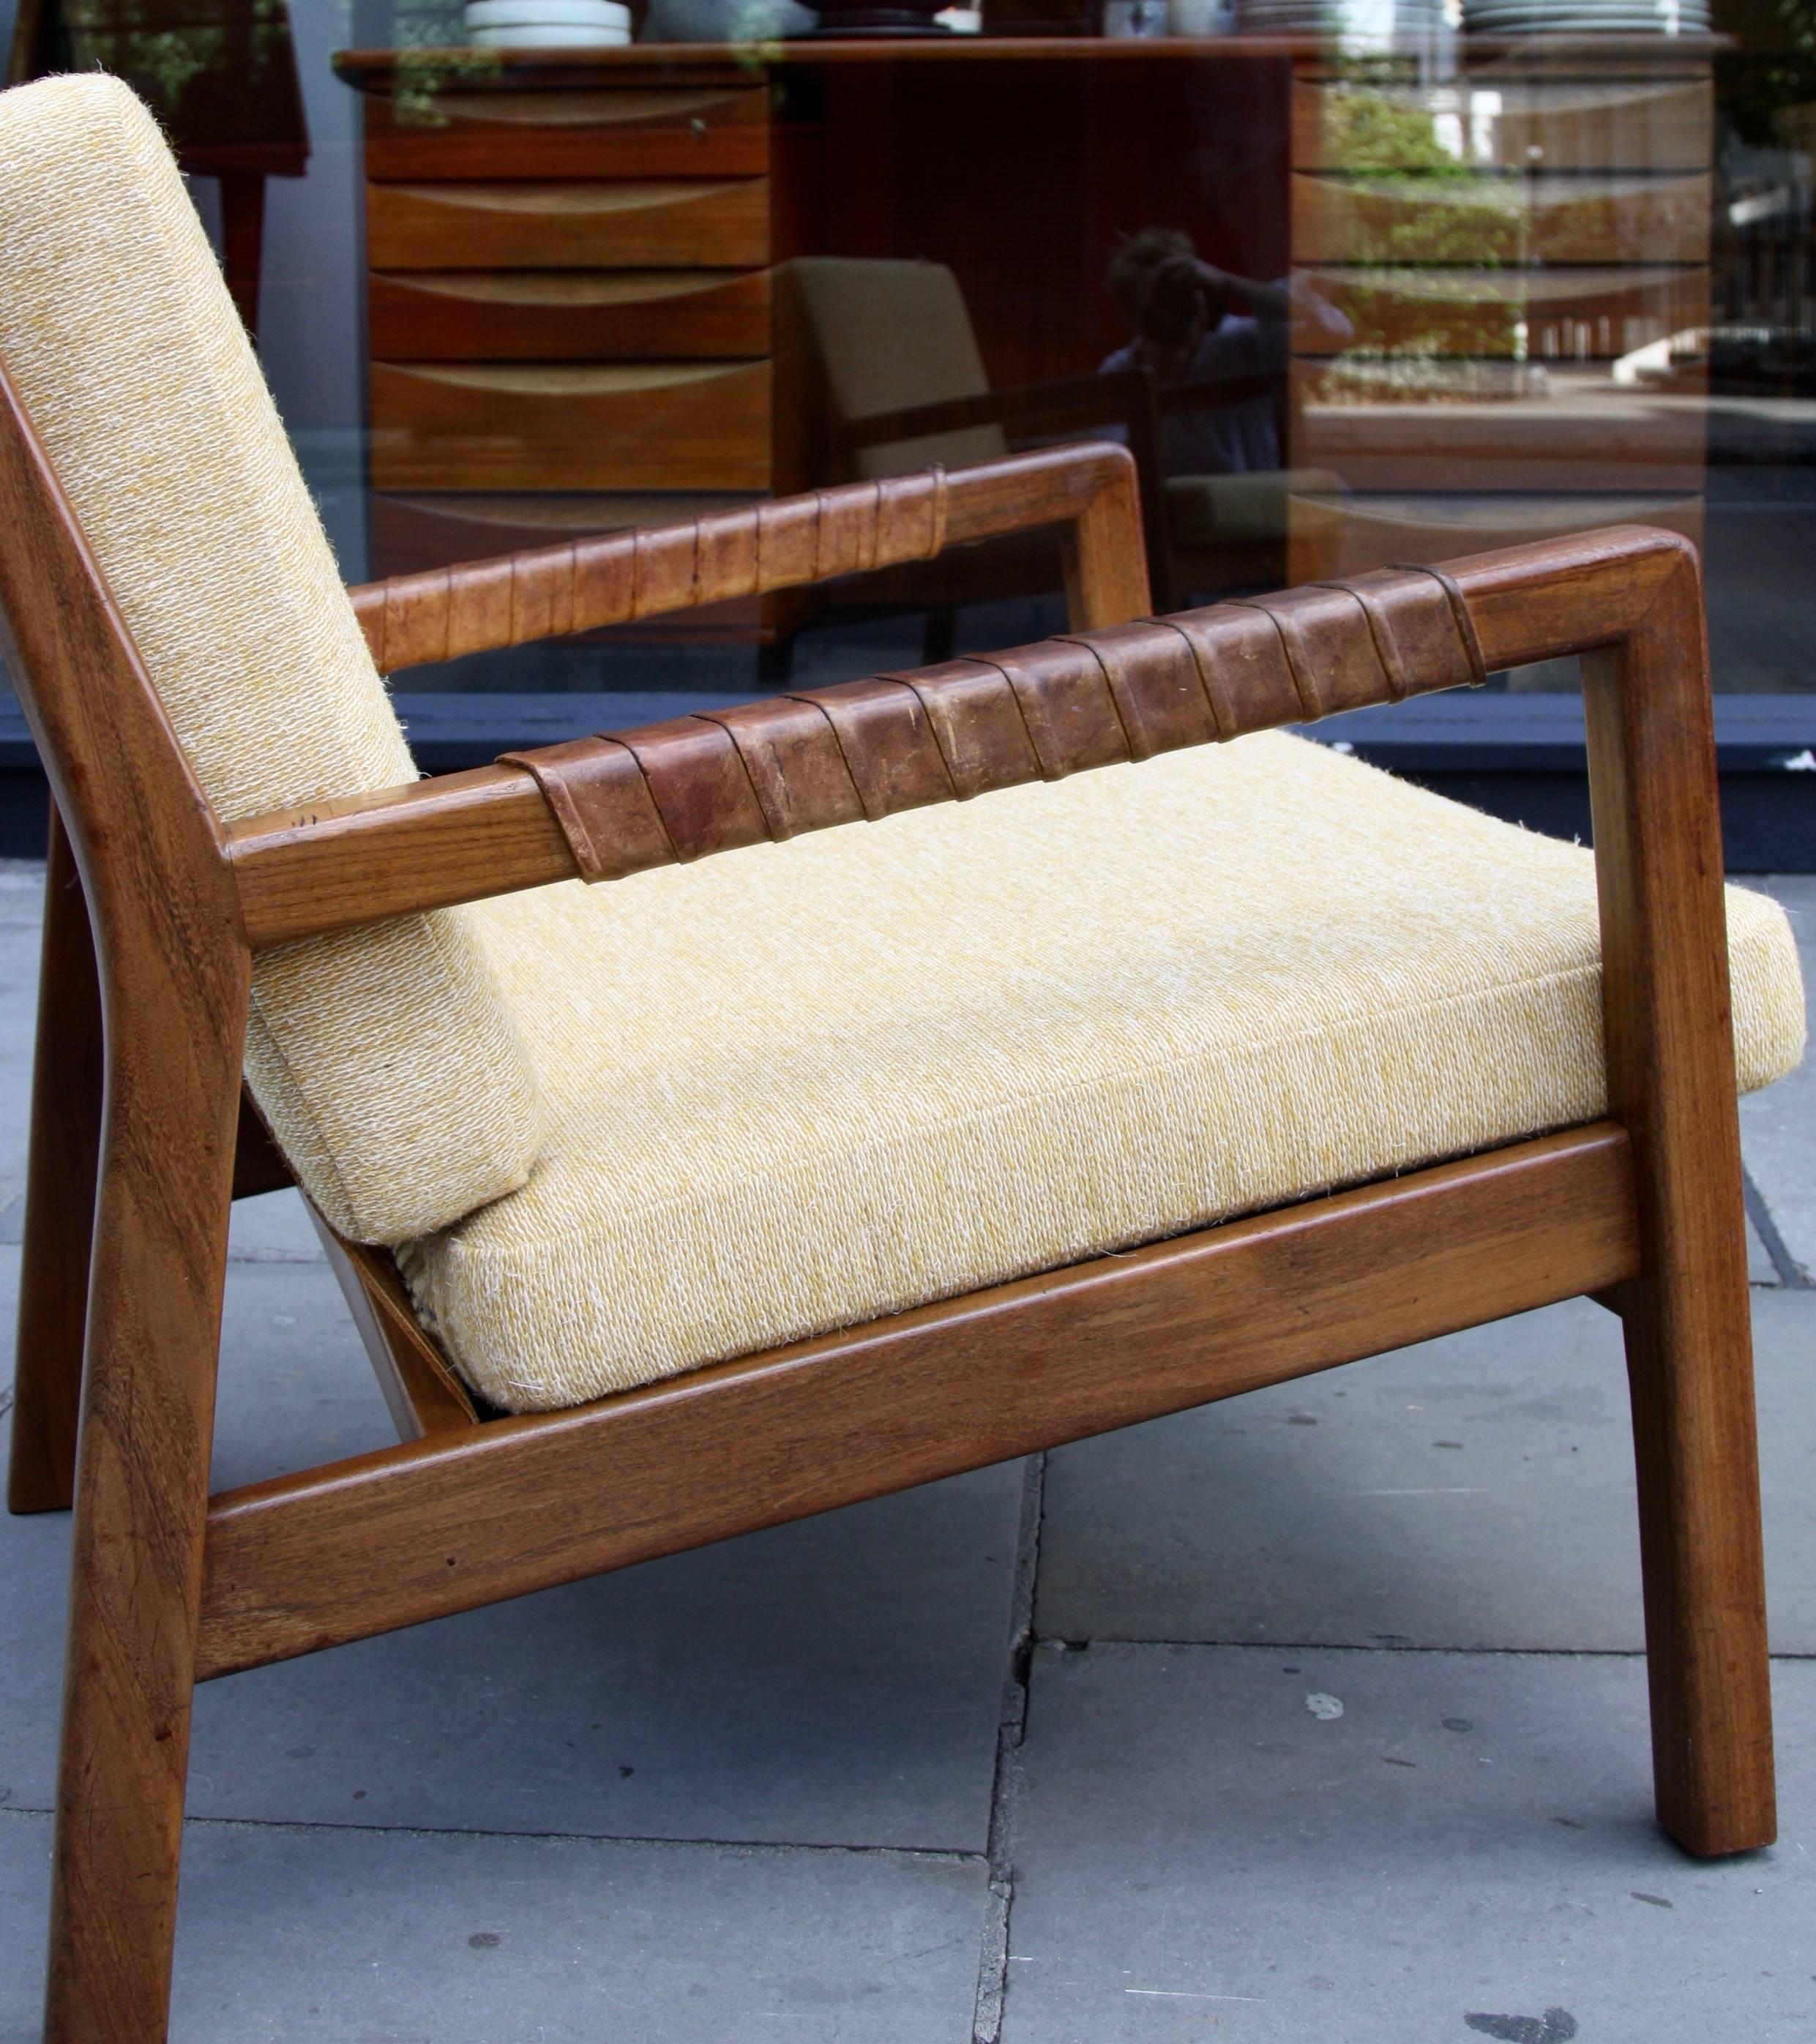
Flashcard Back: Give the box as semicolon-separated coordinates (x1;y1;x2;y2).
0;366;1772;2043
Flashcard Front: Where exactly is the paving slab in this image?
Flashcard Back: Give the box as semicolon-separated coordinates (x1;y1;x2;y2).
1002;1642;1816;2044
1749;1210;1782;1284
177;1454;1022;1854
225;1183;329;1267
0;1808;987;2044
3;1233;1006;2035
4;1240;1024;1856
1038;1291;1816;1655
1740;876;1815;1282
0;1242;397;1806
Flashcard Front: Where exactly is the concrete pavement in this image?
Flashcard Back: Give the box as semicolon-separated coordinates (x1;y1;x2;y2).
1;864;1809;2042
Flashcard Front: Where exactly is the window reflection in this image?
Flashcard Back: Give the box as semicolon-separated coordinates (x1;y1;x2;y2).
4;0;1812;703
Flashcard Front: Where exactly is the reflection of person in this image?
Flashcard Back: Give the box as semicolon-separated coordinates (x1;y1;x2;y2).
1102;228;1350;476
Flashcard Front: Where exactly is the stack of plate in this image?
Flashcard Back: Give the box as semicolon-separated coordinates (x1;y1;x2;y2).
1238;0;1446;34
465;0;632;45
1462;0;1708;32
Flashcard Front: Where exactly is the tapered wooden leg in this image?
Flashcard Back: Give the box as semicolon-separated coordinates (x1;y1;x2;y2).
1620;1279;1771;1856
8;806;102;1515
42;952;248;2042
1585;553;1774;1857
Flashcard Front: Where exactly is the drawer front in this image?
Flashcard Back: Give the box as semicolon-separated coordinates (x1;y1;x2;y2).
1290;364;1708;495
369;359;772;490
1293;79;1712;174
367;180;770;269
1291;263;1711;361
367;269;771;360
365;88;769;181
1288;489;1704;583
1290;171;1711;266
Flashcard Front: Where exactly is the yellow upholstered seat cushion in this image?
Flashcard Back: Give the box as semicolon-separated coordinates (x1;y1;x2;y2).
0;75;544;1240
400;734;1805;1413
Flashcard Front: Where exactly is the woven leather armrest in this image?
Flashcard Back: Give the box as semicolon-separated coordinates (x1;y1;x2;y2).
500;564;1484;881
226;526;1689;949
345;444;1148;674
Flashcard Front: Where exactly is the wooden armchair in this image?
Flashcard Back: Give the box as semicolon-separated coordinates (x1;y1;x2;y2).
1;75;1808;2043
775;257;1339;619
774;255;1177;631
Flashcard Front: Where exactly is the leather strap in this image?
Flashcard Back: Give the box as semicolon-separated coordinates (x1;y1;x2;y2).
1389;561;1489;689
362;467;953;673
499;562;1484;884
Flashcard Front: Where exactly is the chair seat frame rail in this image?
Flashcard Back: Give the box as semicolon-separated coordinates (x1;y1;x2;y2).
0;362;1772;2043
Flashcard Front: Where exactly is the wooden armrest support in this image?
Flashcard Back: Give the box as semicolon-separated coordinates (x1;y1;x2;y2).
226;525;1686;948
346;443;1148;675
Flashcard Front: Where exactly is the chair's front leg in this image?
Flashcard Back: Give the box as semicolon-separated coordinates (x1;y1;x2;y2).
8;804;102;1513
1585;552;1774;1857
42;938;248;2042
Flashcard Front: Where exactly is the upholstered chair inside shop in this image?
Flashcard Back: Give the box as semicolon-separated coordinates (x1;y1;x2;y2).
0;75;1804;2043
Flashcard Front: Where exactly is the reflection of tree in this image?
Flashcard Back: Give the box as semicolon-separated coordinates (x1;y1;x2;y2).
1323;269;1520;362
389;45;506;127
71;29;224;108
1334;174;1525;263
61;0;294;120
1718;0;1816;146
1318;354;1538;403
1321;78;1476;175
1315;78;1520;386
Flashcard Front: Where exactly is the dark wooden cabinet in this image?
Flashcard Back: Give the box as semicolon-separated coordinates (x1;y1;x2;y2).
338;39;1716;602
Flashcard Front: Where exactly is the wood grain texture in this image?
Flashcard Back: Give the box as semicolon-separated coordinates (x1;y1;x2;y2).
3;299;1774;2044
231;514;1686;949
363;85;769;181
313;1219;481;1442
1290;171;1712;267
1288;493;1705;586
0;362;250;2042
348;455;1107;668
231;452;1143;937
1290;77;1714;173
195;1124;1640;1678
368;359;772;492
1583;553;1775;1857
335;40;1722;83
832;365;1175;611
7;806;101;1514
366;266;770;361
365;178;770;269
1291;370;1709;497
1291;263;1712;363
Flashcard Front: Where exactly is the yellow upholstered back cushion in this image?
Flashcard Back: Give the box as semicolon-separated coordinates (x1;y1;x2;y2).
0;75;543;1241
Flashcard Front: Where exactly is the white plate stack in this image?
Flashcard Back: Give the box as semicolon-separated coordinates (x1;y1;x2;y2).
1462;0;1708;32
1237;0;1446;34
465;0;633;45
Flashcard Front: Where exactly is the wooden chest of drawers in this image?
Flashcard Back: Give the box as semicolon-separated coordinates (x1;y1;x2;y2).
1287;42;1715;583
355;68;774;512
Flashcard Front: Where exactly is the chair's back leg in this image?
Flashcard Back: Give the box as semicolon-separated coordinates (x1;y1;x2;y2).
1585;558;1775;1857
8;804;102;1514
42;945;248;2042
